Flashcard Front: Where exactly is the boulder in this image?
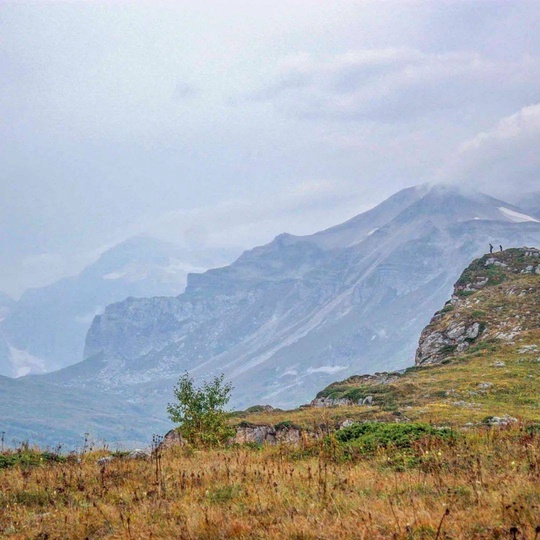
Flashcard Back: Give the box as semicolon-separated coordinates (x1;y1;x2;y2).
232;422;302;445
484;415;518;426
234;423;276;445
159;429;187;450
310;397;355;407
128;449;150;460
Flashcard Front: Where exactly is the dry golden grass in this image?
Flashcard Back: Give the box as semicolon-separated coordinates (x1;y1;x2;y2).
2;252;539;539
2;425;540;539
240;330;540;432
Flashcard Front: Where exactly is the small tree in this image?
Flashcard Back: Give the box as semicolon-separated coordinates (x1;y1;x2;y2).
167;372;233;447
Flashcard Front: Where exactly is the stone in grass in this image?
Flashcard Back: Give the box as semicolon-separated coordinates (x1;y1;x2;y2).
362;395;374;406
518;345;539;354
128;449;150;460
483;415;518;427
97;449;150;467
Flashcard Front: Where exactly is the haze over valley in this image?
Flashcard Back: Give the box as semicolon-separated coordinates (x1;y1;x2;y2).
2;0;540;446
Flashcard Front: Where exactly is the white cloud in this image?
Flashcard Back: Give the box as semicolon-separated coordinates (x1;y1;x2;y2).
439;104;540;194
253;48;540;122
140;178;374;251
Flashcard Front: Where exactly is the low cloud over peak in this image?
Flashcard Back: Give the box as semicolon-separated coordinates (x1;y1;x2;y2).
439;103;540;196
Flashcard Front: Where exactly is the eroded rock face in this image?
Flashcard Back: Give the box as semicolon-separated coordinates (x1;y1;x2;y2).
160;429;187;450
234;423;277;445
416;321;483;366
416;248;540;366
232;423;302;445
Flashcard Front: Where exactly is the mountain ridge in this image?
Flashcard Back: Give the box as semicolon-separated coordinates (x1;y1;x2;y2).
2;185;540;447
59;185;540;411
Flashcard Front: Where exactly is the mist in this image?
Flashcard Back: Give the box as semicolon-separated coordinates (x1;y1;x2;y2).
2;1;540;296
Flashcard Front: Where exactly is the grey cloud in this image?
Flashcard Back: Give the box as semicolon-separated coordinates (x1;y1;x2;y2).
2;1;540;296
440;103;540;196
252;49;540;122
172;82;200;101
141;178;378;252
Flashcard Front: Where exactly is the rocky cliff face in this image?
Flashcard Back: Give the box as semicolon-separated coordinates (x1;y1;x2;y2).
59;185;540;413
6;185;540;448
415;247;540;366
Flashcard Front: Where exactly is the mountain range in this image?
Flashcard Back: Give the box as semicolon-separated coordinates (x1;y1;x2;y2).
1;183;540;448
54;185;540;408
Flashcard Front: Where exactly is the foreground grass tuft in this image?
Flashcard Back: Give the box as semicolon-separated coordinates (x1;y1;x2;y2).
1;426;540;538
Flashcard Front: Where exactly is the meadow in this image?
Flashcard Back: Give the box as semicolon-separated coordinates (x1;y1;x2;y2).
1;422;540;539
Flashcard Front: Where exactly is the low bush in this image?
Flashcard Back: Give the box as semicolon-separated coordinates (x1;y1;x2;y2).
334;422;454;453
0;450;66;469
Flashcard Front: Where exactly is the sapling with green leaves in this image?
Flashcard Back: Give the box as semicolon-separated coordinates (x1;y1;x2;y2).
167;372;234;447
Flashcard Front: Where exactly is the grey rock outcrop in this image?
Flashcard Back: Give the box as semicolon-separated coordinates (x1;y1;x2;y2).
311;397;356;407
416;320;484;365
484;415;518;426
128;449;150;460
232;422;302;445
159;429;187;450
416;248;540;366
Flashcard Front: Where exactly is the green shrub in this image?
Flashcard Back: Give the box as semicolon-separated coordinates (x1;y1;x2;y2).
334;422;454;453
167;372;234;447
274;420;300;430
0;450;65;469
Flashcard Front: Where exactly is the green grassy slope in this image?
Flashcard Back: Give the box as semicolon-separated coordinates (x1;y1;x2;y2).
239;247;540;429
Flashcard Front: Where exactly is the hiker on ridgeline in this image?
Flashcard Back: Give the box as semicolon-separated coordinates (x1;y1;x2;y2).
489;243;494;254
500;245;503;252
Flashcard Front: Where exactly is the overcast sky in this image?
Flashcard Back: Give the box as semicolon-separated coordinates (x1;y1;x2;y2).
2;1;540;296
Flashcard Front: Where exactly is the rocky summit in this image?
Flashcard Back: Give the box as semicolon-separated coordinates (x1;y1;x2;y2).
416;247;540;366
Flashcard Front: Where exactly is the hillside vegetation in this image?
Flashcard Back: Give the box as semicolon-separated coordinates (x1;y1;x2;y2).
242;248;540;429
2;248;540;538
1;425;540;539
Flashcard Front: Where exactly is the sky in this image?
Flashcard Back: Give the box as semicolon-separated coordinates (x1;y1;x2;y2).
1;1;540;296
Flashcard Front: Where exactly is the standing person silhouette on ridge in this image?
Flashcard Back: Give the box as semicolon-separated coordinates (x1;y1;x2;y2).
489;244;494;254
500;245;503;252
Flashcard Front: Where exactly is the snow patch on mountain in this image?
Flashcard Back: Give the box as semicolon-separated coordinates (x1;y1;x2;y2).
307;365;349;375
499;207;540;223
8;344;46;377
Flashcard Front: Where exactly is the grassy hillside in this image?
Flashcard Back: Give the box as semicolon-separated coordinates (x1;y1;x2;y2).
241;248;540;429
2;248;540;538
1;424;540;539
